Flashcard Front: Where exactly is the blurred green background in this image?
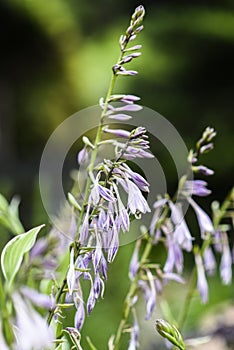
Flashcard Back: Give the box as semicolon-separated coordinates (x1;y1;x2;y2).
0;0;233;348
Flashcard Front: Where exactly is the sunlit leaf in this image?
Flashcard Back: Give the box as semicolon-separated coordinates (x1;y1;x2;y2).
1;225;44;286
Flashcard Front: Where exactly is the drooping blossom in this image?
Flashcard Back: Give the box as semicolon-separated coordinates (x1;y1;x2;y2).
194;251;209;304
188;197;214;238
169;201;193;251
12;293;54;350
220;232;232;285
203;247;216;276
128;310;139;350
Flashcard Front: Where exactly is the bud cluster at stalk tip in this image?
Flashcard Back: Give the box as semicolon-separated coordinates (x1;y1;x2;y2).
112;5;145;76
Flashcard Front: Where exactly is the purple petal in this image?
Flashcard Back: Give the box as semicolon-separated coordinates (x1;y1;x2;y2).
74;302;85;330
98;184;116;202
220;233;232;285
87;288;96;315
104;127;131;138
77;147;89;165
195;252;209;304
108;113;132;121
184;180;211;197
188;197;214;238
67;248;76;296
116;69;138;76
193;165;214;176
129;241;140;280
203;247;216;276
20;287;54;309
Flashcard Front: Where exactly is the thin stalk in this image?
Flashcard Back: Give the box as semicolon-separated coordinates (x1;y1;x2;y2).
113;236;153;350
76;55;122;241
177;188;234;331
0;276;14;348
47;243;80;326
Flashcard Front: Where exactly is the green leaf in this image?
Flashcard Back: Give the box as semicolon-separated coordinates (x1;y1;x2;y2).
0;194;24;235
1;225;44;286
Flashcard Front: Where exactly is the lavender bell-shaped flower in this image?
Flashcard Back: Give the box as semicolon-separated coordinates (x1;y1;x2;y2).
129;240;140;280
188;197;214;239
12;293;54;350
128;311;140;350
195;250;209;304
164;233;184;274
203;247;216;276
220;232;232;285
126;178;150;215
74;301;85;331
67;248;76;296
183;180;211;197
169;201;193;252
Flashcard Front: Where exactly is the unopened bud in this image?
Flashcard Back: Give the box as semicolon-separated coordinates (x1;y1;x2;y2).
155;319;185;350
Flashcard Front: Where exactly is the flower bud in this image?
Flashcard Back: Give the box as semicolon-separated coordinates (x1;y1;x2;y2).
155;319;185;350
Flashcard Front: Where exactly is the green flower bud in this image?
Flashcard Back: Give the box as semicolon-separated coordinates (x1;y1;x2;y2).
155;319;185;350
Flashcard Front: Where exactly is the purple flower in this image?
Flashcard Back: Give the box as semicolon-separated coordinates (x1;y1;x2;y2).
74;301;85;330
124;147;153;159
67;248;76;296
90;180;116;205
220;233;232;285
77;146;89;165
192;165;214;176
129;241;140;280
20;287;54;310
203;247;216;276
162;272;185;284
93;235;103;274
122;164;150;192
87;285;96;315
195;251;209;304
93;272;105;299
183;180;211;197
100;254;108;280
126;178;151;215
108;113;132;120
188;197;214;238
145;269;157;320
164;233;184;274
150;198;167;238
128;311;139;350
80;209;89;245
116;69;138;76
169;202;193;251
104;127;131;138
107;222;119;262
112;182;130;232
12;293;54;350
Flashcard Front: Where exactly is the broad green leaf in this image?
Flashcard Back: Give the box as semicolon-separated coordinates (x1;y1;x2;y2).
1;225;44;286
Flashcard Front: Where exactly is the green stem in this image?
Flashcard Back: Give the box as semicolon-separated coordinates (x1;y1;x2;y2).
0;276;14;348
177;188;234;331
113;236;152;350
177;269;196;331
47;243;80;326
75;56;122;241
